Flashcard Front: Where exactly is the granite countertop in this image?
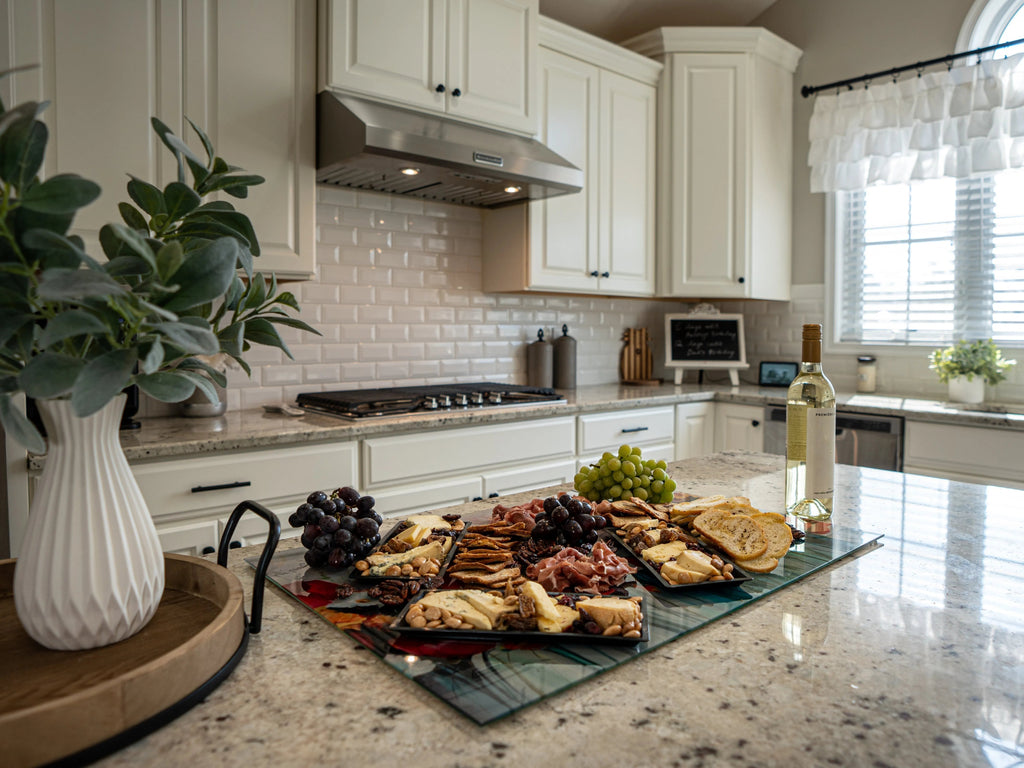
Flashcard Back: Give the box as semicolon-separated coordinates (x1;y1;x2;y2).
95;452;1024;768
98;383;1024;464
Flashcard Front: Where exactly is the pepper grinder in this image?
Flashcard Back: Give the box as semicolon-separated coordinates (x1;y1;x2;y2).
527;328;553;388
553;324;577;389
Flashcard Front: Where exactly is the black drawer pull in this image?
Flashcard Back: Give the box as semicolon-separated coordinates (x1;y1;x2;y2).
201;545;215;555
472;496;483;502
191;480;252;494
488;492;499;498
621;426;649;433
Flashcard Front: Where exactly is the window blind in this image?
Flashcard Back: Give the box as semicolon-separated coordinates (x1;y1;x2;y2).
837;170;1024;346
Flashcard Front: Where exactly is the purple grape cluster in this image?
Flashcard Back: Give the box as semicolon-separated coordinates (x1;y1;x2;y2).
288;486;382;569
531;494;607;548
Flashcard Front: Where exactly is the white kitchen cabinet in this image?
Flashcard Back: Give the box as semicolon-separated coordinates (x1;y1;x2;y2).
320;0;537;135
482;18;659;296
155;519;221;558
361;417;576;516
904;421;1024;489
714;403;764;452
675;402;715;460
2;0;316;279
625;28;801;300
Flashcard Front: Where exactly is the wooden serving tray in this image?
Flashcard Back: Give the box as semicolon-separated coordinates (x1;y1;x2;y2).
0;553;246;768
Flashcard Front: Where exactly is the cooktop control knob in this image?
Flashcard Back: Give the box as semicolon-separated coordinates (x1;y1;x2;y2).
423;397;438;410
487;392;503;404
470;392;485;405
455;393;469;407
438;394;452;408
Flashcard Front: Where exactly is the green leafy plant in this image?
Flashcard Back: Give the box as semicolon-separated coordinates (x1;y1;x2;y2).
0;71;318;453
928;339;1017;386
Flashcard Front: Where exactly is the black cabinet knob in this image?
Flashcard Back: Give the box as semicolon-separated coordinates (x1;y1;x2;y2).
488;492;499;498
229;540;242;549
452;88;461;97
201;546;215;555
738;276;746;284
472;496;483;501
601;271;610;278
590;270;599;277
751;420;760;427
435;83;445;93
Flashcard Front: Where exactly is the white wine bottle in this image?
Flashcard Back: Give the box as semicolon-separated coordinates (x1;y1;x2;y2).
786;323;836;520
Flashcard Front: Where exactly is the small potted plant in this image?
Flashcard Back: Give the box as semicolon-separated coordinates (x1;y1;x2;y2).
928;339;1017;404
0;74;318;650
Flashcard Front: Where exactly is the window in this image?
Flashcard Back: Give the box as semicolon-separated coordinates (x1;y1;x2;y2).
835;1;1024;347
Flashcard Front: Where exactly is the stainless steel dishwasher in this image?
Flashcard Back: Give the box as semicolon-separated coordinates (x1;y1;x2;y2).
763;406;904;471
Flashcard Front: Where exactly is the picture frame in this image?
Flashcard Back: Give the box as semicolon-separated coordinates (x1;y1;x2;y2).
664;312;749;386
758;361;799;387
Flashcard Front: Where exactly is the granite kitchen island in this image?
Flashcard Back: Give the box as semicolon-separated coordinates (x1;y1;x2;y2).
92;452;1023;768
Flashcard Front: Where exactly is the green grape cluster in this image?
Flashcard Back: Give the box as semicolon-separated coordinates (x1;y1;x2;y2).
573;444;677;504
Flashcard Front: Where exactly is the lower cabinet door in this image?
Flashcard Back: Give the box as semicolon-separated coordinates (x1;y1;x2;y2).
370;476;484;520
155;519;220;557
482;459;577;499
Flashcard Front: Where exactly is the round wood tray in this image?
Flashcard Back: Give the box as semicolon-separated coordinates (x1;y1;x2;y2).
0;553;247;768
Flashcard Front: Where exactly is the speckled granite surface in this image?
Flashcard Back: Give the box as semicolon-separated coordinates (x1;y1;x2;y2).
59;382;1024;465
93;453;1024;768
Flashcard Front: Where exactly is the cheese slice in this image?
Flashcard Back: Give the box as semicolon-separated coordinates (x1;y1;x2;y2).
537;604;579;633
415;591;492;629
393;514;452;546
675;549;719;577
640;541;689;566
660;562;710;585
366;539;446;575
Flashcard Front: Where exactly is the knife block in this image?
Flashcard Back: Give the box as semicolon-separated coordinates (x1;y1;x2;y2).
620;328;658;385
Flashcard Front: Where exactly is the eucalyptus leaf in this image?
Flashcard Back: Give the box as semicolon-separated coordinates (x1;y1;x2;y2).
105;222;157;268
186;117;216;166
265;315;321;335
38;268;126;300
140;337;164;374
135;370;196;402
177;369;219;403
0;115;47;192
273;291;300;312
71;348;137;417
103;254;152;277
126;176;165;216
38;309;109;348
156;241;185;282
161;237;238;312
151;117;204;166
164;181;201;221
0;393;46;453
218;322;244;358
0;313;31;348
150;320;219;355
12;205;74;240
21;173;101;214
118;202;148;231
223;185;249;199
22;229;103;270
243;317;290;357
19;352;85;398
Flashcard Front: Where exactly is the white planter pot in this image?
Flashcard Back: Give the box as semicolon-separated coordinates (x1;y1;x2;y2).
13;394;165;650
947;375;985;405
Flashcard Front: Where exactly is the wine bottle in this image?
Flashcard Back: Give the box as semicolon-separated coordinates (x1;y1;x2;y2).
785;323;836;520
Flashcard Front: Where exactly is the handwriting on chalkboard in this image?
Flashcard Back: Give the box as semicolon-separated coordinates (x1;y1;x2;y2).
669;319;741;361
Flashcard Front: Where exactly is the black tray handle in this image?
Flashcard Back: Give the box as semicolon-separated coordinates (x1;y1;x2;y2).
217;500;281;635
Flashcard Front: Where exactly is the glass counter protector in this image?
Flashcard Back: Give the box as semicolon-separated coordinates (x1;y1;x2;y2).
249;524;882;725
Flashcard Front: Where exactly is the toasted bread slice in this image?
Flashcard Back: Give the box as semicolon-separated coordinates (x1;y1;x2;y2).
692;510;767;560
750;513;793;559
733;552;779;573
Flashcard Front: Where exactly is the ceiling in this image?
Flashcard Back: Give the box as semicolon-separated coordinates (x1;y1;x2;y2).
538;0;780;43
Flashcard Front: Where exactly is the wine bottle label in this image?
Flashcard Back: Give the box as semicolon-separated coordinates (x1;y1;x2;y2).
805;408;835;498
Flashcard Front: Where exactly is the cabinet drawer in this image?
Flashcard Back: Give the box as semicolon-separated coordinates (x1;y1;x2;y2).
131;442;357;520
370;476;483;520
483;459;577;499
904;421;1024;485
578;407;674;453
155;519;220;557
578;441;676;468
362;417;575;487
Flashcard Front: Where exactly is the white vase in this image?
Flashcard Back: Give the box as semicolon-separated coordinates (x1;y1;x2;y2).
947;375;985;405
13;394;165;650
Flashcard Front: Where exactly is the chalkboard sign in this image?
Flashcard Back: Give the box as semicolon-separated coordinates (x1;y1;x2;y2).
664;313;749;385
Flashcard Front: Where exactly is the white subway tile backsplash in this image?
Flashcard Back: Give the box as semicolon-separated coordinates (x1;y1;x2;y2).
139;188;1020;419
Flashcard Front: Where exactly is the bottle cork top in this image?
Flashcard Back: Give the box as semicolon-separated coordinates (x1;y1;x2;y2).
802;323;822;341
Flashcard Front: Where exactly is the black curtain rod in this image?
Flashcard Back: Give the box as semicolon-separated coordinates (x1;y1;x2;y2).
800;36;1024;98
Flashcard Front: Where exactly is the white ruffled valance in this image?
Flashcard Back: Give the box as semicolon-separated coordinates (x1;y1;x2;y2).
808;52;1024;192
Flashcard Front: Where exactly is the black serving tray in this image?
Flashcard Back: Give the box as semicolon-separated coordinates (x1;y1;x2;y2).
389;588;649;645
606;529;753;590
352;520;465;581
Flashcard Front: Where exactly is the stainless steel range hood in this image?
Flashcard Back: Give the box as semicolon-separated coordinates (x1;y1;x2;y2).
317;92;582;208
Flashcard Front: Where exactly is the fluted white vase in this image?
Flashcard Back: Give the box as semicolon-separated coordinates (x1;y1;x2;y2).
13;394;165;650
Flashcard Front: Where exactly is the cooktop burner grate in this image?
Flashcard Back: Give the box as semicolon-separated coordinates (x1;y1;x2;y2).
296;383;565;419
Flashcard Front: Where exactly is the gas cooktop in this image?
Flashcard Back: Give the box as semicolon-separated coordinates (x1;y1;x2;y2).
296;383;566;420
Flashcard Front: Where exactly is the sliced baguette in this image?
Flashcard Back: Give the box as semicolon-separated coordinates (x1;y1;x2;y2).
692;509;767;560
750;512;793;559
733;552;779;573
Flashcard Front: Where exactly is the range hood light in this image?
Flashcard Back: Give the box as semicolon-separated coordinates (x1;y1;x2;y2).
400;167;420;176
504;185;521;194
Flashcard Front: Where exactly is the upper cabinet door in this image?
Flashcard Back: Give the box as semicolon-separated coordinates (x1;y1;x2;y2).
445;0;537;135
527;48;599;293
667;53;748;298
599;69;656;296
2;0;316;279
322;0;446;114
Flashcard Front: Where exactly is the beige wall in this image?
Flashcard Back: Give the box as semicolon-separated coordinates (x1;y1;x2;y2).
751;0;978;283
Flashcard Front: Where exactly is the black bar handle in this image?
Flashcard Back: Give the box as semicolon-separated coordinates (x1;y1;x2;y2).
217;500;281;634
192;480;251;494
621;426;649;433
